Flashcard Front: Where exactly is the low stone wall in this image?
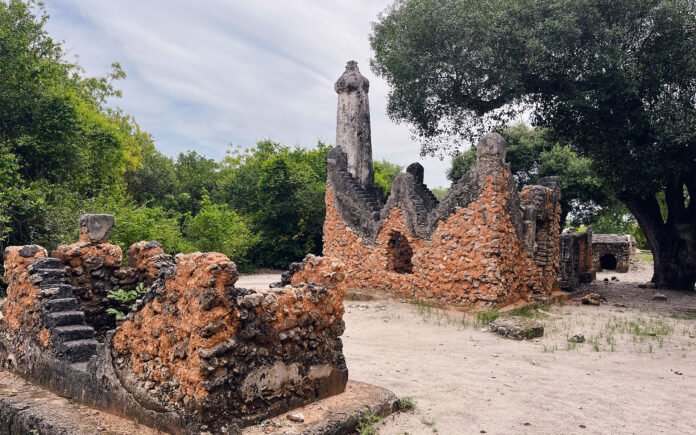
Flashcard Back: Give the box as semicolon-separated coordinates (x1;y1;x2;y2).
0;216;349;434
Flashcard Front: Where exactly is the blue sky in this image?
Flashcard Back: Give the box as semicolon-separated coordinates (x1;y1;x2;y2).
44;0;454;187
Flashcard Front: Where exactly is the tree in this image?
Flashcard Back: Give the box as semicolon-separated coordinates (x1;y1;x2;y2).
184;197;258;262
172;151;219;215
218;141;330;268
371;0;696;290
374;159;404;199
0;1;144;250
448;125;610;227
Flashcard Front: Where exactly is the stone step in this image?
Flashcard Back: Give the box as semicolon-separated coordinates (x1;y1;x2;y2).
43;298;78;313
45;311;85;328
59;339;97;363
30;268;66;285
53;325;95;342
27;257;61;272
39;284;74;299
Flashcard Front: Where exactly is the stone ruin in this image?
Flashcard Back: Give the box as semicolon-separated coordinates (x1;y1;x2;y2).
560;227;595;291
593;233;633;273
0;215;351;433
323;61;563;308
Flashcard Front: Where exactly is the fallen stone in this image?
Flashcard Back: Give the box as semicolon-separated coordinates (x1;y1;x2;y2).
581;293;606;306
79;214;115;243
652;293;668;301
489;317;544;340
638;282;656;289
287;413;304;423
568;334;585;343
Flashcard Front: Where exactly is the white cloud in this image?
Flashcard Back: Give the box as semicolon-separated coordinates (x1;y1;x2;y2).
44;0;457;187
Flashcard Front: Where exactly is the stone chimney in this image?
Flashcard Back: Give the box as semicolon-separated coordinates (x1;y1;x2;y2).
335;60;374;188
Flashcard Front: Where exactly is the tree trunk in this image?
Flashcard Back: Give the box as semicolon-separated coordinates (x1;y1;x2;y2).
619;184;696;291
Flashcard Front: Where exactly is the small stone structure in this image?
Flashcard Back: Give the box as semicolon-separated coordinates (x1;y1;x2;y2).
323;61;562;308
592;234;632;273
560;228;595;290
0;215;351;434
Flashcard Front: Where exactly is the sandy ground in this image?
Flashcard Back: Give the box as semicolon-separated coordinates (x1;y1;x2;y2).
241;260;696;435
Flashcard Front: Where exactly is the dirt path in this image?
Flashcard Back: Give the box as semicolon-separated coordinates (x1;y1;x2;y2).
342;261;696;435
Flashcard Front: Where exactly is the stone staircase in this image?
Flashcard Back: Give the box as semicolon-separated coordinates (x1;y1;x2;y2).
338;170;382;218
28;258;98;363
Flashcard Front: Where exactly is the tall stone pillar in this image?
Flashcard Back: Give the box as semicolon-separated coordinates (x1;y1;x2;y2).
335;60;374;188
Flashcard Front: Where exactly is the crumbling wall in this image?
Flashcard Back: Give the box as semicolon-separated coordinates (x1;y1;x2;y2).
1;216;349;434
593;234;632;273
111;251;347;429
560;228;595;290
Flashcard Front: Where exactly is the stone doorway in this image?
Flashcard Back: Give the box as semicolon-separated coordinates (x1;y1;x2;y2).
600;253;618;270
387;231;413;274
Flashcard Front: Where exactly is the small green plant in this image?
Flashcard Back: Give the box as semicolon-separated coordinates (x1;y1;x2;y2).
398;396;416;411
106;282;148;319
356;411;384;435
475;310;500;325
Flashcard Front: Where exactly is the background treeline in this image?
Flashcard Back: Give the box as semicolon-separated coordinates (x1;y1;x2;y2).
0;0;406;270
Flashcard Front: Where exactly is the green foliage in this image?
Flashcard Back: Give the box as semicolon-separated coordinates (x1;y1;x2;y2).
172;151;219;214
106;282;148;319
184;197;258;263
430;187;449;201
398;396;416;411
373;159;403;198
475;310;500;325
356;411;384;435
591;203;647;248
218;140;330;268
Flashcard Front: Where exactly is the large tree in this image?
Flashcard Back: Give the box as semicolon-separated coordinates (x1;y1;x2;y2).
371;0;696;290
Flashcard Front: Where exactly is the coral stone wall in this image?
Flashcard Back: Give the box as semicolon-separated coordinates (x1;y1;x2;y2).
323;132;561;309
112;252;348;429
324;172;560;308
2;246;47;332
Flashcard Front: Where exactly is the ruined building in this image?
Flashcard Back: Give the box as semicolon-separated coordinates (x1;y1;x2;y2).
1;215;349;433
560;228;595;290
323;61;563;308
593;233;633;272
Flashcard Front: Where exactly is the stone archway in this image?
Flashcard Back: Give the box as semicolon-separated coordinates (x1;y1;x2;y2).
387;231;413;274
600;253;618;270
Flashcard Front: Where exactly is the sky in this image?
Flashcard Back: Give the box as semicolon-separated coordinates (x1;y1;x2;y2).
43;0;456;187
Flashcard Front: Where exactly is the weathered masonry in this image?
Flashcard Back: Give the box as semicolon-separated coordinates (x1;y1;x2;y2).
593;233;633;273
560;228;595;290
323;61;563;308
1;215;348;434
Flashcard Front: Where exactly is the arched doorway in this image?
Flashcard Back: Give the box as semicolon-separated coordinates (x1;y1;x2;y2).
387;231;413;274
600;253;618;270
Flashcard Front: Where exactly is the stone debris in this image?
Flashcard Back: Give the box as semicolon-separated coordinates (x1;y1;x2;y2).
287;413;305;423
652;293;668;301
568;334;585;343
581;293;606;306
489;317;544;340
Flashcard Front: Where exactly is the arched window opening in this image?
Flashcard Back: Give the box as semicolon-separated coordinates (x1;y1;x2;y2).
387;231;413;274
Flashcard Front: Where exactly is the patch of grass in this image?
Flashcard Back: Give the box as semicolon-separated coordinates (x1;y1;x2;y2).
506;303;550;319
635;250;654;263
356;411;383;435
398;396;416;411
421;417;438;433
475;310;500;325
